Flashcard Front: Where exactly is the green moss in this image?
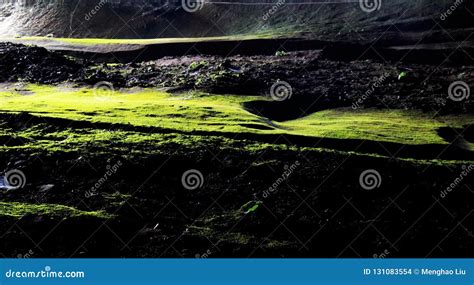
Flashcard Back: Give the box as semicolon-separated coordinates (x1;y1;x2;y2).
240;200;262;214
102;192;131;207
0;201;113;219
0;84;472;162
189;60;209;71
187;225;291;249
281;108;472;145
0;85;267;134
187;226;250;245
8;34;279;46
0;123;470;174
275;50;288;57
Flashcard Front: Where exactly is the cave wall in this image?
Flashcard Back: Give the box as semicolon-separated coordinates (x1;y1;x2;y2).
0;0;472;39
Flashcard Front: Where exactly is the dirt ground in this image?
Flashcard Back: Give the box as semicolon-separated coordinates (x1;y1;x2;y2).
0;112;473;258
0;40;473;258
1;41;473;114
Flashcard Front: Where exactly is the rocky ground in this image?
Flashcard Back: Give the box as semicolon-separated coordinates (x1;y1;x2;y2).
1;42;473;115
0;41;473;258
0;111;472;258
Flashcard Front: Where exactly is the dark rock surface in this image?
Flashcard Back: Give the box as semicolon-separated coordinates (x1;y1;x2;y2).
0;42;83;83
0;0;473;39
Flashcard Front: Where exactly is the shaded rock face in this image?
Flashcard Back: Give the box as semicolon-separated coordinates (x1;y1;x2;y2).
1;0;171;7
0;42;82;83
0;0;472;39
0;0;179;37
